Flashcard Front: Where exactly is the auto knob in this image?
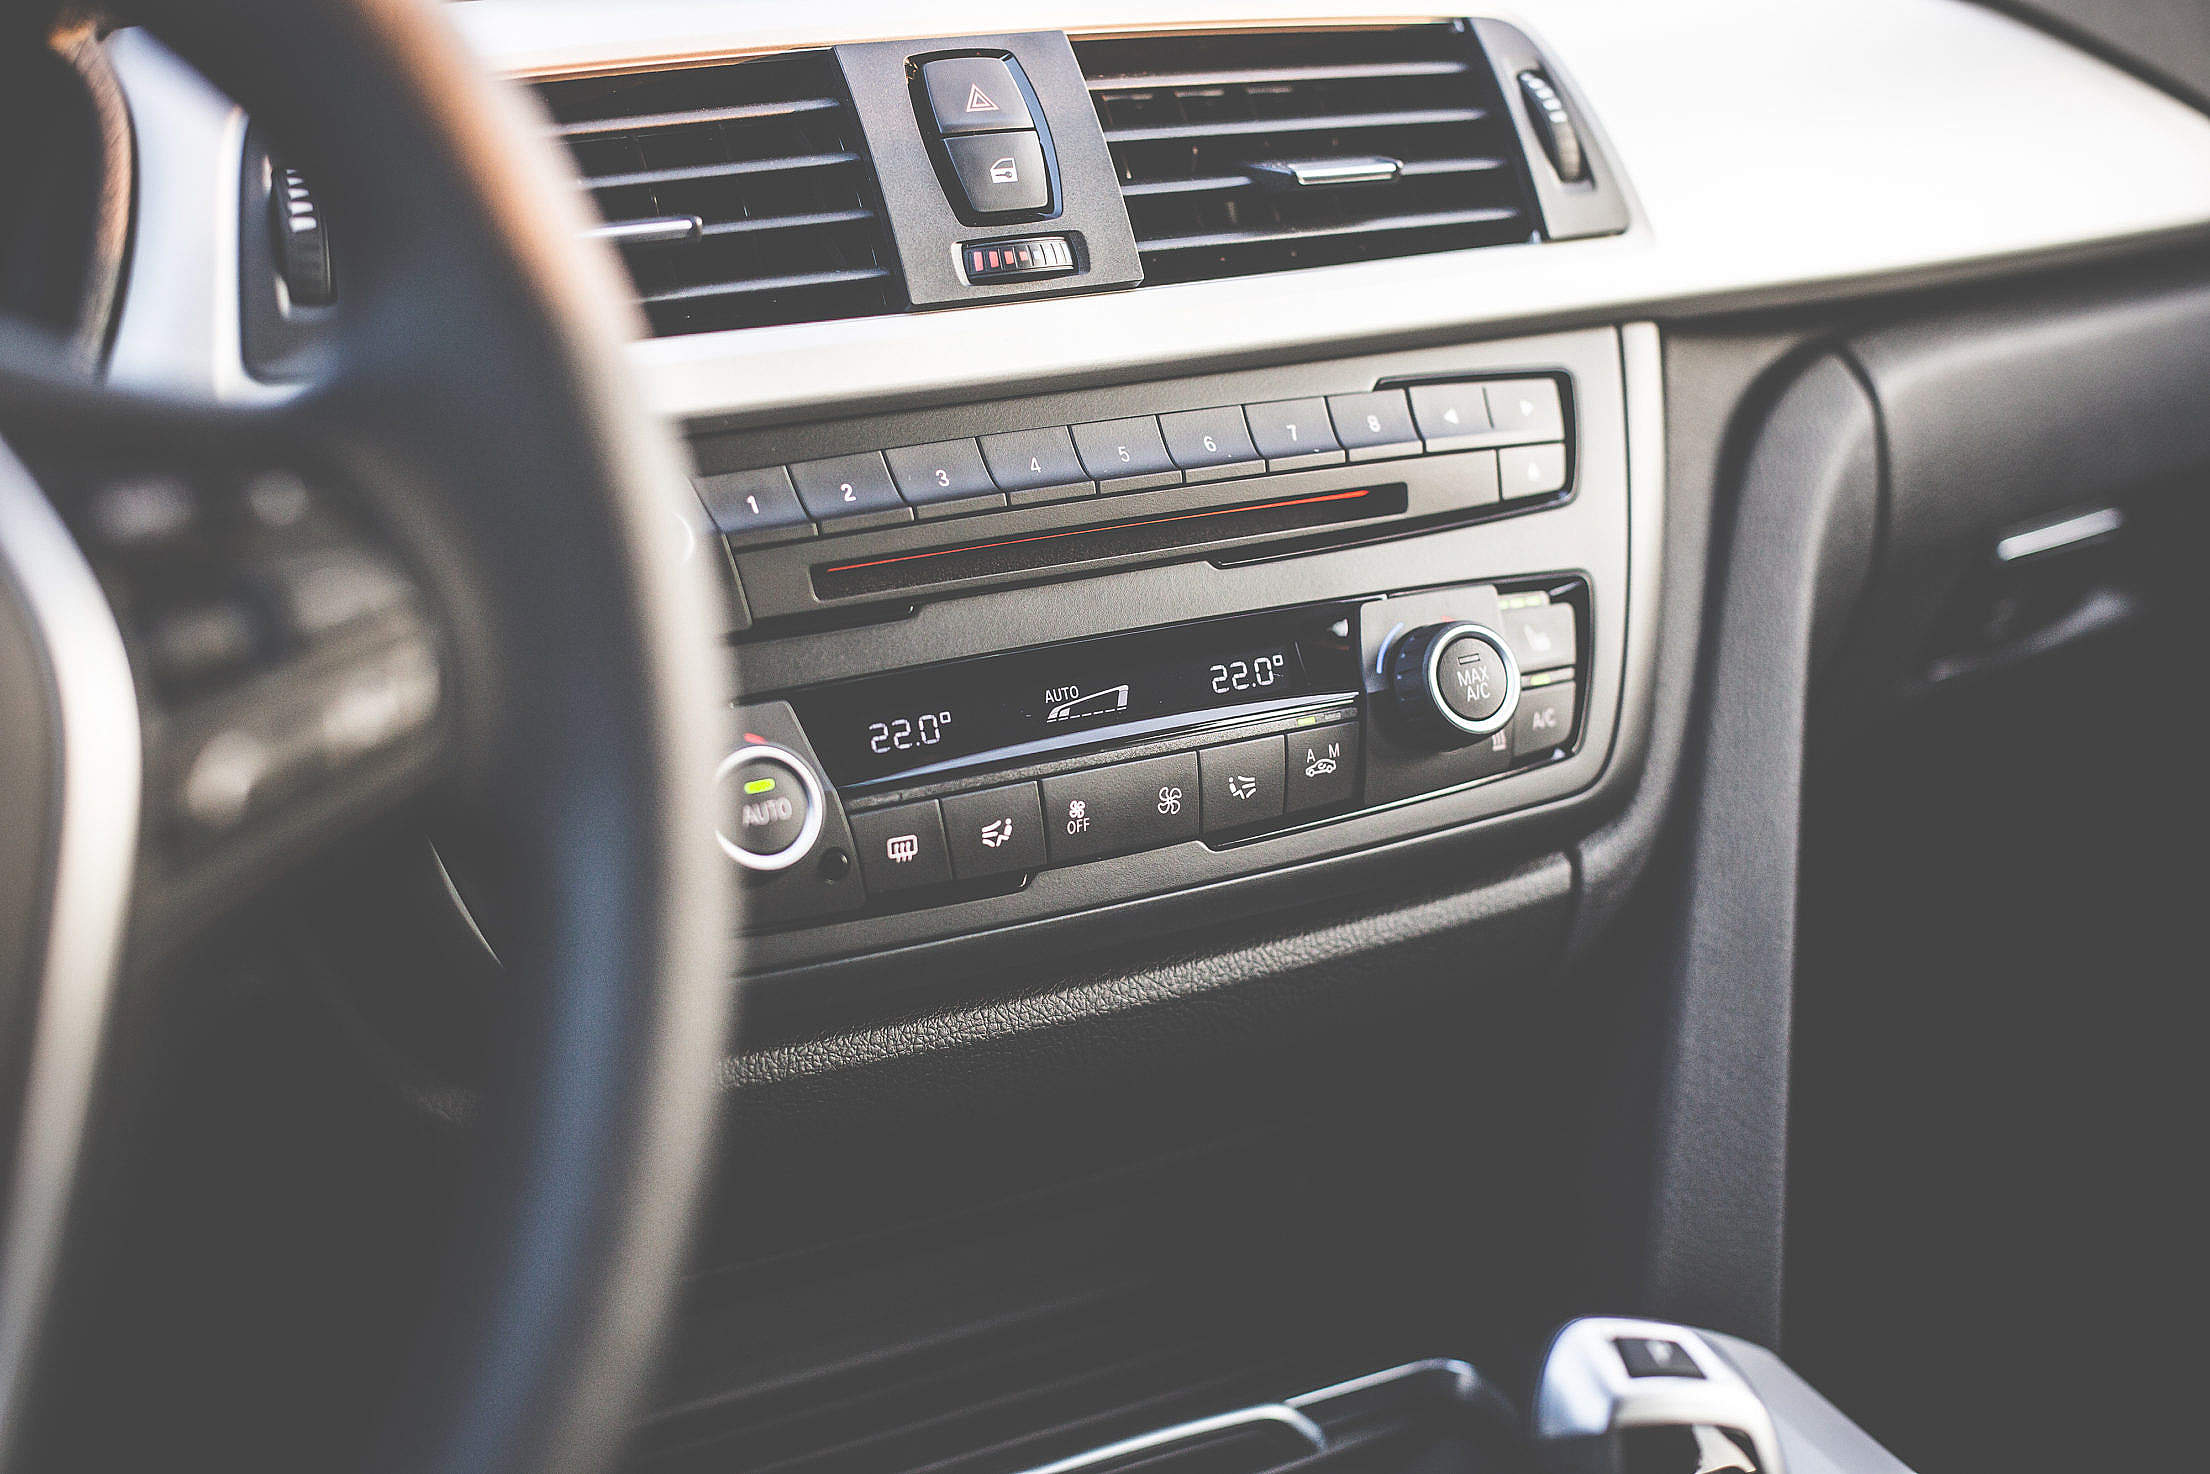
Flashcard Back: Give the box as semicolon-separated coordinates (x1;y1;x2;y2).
1387;621;1521;746
714;743;825;871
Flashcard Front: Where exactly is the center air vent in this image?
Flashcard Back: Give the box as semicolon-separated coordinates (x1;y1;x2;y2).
535;54;902;337
1075;24;1539;285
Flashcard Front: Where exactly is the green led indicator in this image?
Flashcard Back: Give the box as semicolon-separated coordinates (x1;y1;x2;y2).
743;777;777;795
1296;714;1320;727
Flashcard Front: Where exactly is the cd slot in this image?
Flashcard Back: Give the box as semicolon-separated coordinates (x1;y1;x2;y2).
812;483;1408;601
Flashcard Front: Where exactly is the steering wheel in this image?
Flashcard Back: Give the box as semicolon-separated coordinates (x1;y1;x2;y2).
0;2;736;1471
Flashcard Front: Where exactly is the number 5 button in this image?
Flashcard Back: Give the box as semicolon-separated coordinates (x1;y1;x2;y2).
788;451;911;529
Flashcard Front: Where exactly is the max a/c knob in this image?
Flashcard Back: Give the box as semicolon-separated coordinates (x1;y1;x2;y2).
1388;622;1522;746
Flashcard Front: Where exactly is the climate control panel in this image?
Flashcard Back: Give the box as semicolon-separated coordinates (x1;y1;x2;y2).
725;577;1588;934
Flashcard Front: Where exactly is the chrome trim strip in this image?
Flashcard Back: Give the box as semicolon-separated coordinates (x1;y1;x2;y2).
104;29;291;405
1284;1356;1484;1408
0;441;143;1460
588;215;704;244
1009;1404;1326;1474
1994;505;2125;563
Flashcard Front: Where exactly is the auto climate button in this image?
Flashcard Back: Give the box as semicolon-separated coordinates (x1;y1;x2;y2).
715;744;824;871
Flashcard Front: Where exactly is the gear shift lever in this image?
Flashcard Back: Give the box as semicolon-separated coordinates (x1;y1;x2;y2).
1531;1318;1785;1474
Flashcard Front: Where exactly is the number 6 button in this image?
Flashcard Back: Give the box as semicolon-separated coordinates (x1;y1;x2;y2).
1159;406;1261;483
788;451;910;529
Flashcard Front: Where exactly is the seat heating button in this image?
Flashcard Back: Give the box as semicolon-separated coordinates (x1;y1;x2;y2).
1503;602;1576;674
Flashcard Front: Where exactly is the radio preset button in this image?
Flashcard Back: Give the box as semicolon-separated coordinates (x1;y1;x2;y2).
1327;391;1421;461
1285;722;1360;813
1041;751;1201;864
849;800;953;893
1199;735;1287;833
1243;397;1345;471
885;439;997;508
789;452;908;524
1159;406;1262;482
942;782;1047;880
980;426;1089;494
1071;416;1177;486
695;466;813;545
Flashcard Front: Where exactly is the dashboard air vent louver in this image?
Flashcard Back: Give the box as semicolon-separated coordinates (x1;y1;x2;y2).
1075;24;1539;286
534;54;901;337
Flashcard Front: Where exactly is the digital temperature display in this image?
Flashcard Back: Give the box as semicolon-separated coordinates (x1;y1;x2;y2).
794;612;1356;787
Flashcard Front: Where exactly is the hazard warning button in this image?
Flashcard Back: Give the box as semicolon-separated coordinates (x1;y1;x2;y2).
919;56;1036;136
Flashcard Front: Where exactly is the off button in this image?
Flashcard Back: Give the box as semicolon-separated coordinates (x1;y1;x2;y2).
1041;751;1200;864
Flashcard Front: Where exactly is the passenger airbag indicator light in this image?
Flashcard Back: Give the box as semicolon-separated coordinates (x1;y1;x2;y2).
963;235;1078;284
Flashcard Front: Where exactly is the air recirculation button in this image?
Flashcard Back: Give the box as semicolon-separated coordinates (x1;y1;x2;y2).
1388;622;1522;747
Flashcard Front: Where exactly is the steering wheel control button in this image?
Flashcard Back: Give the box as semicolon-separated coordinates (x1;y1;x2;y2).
696;467;813;546
1484;378;1566;441
1503;601;1577;674
1614;1337;1704;1380
1159;407;1263;482
885;439;998;509
1499;442;1569;500
1390;622;1522;744
715;745;824;871
980;426;1092;503
1285;722;1360;813
788;453;910;528
1244;398;1346;472
1327;391;1422;462
850;800;953;892
1041;752;1201;864
962;236;1077;284
1199;735;1287;833
943;131;1051;215
920;56;1036;136
1407;382;1496;453
942;782;1047;880
1512;680;1578;760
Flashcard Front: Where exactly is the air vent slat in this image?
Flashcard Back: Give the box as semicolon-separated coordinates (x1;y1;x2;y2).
1079;23;1541;286
537;52;901;336
1081;58;1470;91
640;266;892;305
1139;206;1525;256
553;96;843;138
1101;108;1485;145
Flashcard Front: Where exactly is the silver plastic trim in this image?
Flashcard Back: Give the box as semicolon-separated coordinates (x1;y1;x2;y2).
0;441;143;1460
714;743;825;871
1994;505;2125;563
1247;156;1404;189
588;214;704;244
1284;1355;1484;1409
1534;1317;1785;1474
104;29;291;405
1008;1403;1326;1474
